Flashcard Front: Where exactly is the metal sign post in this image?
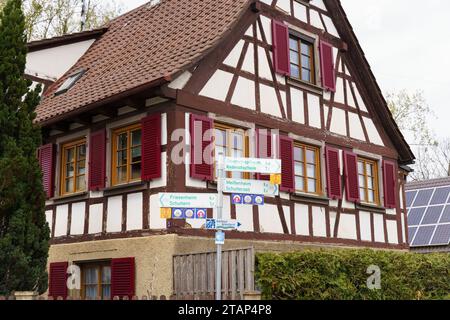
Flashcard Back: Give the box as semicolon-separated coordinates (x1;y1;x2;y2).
215;153;225;301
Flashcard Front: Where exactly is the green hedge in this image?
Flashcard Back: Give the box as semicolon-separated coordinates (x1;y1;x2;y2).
255;249;450;300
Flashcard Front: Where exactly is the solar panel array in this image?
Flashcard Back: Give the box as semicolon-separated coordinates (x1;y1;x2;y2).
406;186;450;247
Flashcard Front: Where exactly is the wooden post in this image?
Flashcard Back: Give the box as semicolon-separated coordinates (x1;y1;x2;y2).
242;291;262;300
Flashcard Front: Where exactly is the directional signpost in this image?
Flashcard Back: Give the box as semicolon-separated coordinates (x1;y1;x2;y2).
224;178;279;196
206;219;242;231
159;193;217;208
224;157;281;174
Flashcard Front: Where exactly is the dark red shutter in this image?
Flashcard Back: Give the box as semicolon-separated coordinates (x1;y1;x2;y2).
280;136;294;192
320;41;336;92
111;257;135;299
383;160;397;209
325;147;342;200
272;20;290;76
190;114;213;181
88;129;106;191
49;262;68;299
256;128;273;181
343;151;360;202
141;114;162;181
38;143;55;198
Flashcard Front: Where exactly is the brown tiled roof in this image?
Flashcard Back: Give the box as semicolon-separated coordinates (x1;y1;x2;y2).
36;0;251;124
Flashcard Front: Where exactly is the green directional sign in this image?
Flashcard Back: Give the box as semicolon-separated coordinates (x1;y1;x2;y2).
224;178;279;196
224;157;281;174
159;193;217;208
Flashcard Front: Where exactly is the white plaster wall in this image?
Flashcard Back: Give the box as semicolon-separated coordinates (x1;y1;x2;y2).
330;108;347;136
70;202;85;235
373;214;385;243
312;206;327;237
242;45;255;74
258;46;272;80
260;84;282;117
346;82;356;108
235;205;254;232
150;152;167;189
308;94;322;128
329;211;337;237
309;10;324;30
363;117;384;146
107;196;122;233
291;88;305;124
89;204;103;234
199;70;233;101
54;205;68;237
260;15;272;45
401;214;406;244
295;203;310;236
322;15;340;38
26;39;95;80
311;0;327;10
45;210;53;235
231;77;256;110
224;40;244;68
127;193;143;231
386;220;399;244
276;0;291;14
150;194;167;230
354;87;368;112
348;112;366;141
293;2;308;23
334;78;345;104
359;211;372;242
259;204;291;234
337;214;357;240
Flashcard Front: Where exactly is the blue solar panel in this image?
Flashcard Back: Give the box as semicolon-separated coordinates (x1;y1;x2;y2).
407;207;426;226
411;225;436;247
421;206;444;225
439;206;450;223
408;227;418;245
430;187;450;205
430;224;450;246
412;189;434;206
405;191;417;207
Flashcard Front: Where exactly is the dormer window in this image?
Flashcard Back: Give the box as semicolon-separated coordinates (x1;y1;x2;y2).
289;35;315;84
55;70;85;95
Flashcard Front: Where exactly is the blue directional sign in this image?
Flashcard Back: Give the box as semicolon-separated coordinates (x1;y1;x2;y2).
215;231;225;245
232;194;264;206
206;219;216;230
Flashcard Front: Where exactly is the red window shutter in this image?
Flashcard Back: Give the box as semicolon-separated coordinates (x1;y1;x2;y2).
272;20;290;76
141;114;162;181
49;262;68;299
383;160;397;209
88;129;106;191
256;128;273;181
320;41;336;92
190;114;213;181
111;257;135;299
280;136;294;192
38;143;55;198
325;147;342;200
343;151;360;202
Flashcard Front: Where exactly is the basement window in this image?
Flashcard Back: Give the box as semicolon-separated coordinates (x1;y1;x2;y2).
55;70;85;95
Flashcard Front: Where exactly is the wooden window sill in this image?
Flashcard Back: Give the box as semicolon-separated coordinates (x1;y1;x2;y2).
103;181;148;196
356;202;386;214
287;77;324;95
52;192;89;204
291;192;329;205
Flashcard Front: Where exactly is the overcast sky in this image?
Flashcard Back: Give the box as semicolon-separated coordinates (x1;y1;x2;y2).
121;0;450;139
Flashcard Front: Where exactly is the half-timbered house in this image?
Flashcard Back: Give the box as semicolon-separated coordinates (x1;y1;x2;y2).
33;0;415;298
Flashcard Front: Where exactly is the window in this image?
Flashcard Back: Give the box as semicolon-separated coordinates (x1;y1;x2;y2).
111;124;142;186
55;70;85;95
60;139;87;195
358;158;380;205
214;123;248;179
294;143;321;195
289;35;315;84
81;262;111;300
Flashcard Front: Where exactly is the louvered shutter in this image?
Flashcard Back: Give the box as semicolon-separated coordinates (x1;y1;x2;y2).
88;129;106;191
325;147;342;199
256;128;273;181
272;20;290;76
49;262;68;299
383;160;397;209
38;143;55;198
190;114;213;181
111;257;135;299
343;151;360;202
320;41;336;92
280;136;294;192
141;114;162;181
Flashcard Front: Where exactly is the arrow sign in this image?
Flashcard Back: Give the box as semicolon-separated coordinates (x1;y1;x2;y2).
206;219;241;231
224;157;281;174
224;178;279;196
159;193;217;208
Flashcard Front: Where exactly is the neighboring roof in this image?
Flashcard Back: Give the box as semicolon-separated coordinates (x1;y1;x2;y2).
405;178;450;249
36;0;251;124
27;28;108;52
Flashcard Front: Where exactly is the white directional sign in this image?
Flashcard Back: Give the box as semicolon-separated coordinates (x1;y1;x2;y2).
206;219;242;231
224;178;279;196
224;157;281;174
159;193;217;208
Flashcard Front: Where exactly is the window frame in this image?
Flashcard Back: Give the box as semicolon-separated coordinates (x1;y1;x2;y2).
213;122;249;180
289;33;316;84
111;123;142;186
294;142;322;196
60;138;87;196
357;157;380;206
80;261;111;300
